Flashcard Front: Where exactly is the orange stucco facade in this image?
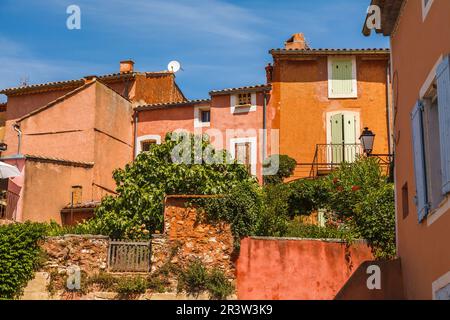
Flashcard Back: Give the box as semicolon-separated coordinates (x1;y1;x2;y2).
373;0;450;300
270;50;391;179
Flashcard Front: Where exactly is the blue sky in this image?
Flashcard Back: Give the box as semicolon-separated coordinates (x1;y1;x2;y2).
0;0;388;102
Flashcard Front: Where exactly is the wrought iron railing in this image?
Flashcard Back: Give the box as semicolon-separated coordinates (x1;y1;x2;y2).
309;144;363;178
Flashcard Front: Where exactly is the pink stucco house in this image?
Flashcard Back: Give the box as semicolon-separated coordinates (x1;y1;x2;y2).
0;61;185;224
135;84;274;183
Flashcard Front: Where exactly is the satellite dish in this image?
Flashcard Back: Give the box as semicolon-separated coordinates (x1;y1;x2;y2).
168;60;181;73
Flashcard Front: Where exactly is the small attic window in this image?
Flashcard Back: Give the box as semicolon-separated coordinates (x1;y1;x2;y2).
238;93;252;106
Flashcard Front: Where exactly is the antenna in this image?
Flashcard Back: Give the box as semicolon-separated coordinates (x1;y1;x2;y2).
167;60;182;73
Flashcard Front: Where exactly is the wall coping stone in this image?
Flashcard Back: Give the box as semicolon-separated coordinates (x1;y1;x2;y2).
248;236;367;244
45;235;110;240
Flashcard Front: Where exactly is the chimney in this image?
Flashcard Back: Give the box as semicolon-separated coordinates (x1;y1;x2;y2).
284;33;309;50
83;75;97;84
120;60;135;73
265;63;273;84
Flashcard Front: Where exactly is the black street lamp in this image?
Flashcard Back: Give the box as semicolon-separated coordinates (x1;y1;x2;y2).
359;127;375;155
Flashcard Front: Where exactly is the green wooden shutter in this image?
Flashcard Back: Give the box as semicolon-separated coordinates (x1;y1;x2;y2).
436;55;450;195
332;60;353;95
331;114;344;163
411;101;429;222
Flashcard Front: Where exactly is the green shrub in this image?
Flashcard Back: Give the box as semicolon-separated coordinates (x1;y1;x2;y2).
177;260;234;300
284;221;355;240
206;268;234;300
263;154;297;185
116;277;147;298
196;181;262;248
353;184;396;259
81;132;254;239
0;222;47;299
256;183;290;237
287;178;329;217
87;272;117;291
177;259;208;296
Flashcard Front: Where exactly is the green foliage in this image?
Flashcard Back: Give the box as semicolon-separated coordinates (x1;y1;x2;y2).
0;222;47;299
177;260;234;300
45;220;96;237
196;181;262;248
284;220;355;240
177;259;208;296
255;183;290;237
87;272;117;291
353;184;396;259
206;268;235;300
263;154;297;185
116;277;147;298
287;179;329;217
81;132;254;239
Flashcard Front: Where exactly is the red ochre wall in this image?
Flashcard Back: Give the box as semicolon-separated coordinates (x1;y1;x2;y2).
236;237;374;300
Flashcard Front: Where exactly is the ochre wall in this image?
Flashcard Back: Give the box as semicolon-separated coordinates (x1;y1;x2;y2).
21;160;93;223
390;0;450;300
17;84;97;162
236;237;374;300
137;105;196;141
271;55;390;178
92;82;133;198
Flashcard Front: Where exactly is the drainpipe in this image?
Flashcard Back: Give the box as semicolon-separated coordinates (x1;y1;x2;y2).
386;62;392;157
13;123;22;155
262;92;267;161
133;110;138;158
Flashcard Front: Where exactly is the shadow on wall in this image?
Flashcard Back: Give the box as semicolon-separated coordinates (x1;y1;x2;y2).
334;259;405;300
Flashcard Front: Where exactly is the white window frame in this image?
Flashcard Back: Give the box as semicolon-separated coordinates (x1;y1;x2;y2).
229;137;257;176
135;134;161;156
230;93;257;114
422;0;434;21
194;105;211;128
328;56;358;99
432;271;450;300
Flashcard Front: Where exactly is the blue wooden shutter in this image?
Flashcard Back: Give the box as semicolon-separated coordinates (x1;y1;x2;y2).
411;101;429;222
436;55;450;195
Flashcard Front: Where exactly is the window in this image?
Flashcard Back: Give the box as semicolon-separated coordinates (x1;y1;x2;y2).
230;137;257;176
194;106;211;128
235;142;251;173
230;93;257;114
71;186;82;205
402;183;409;219
136;135;161;156
328;57;357;98
423;88;444;211
411;55;450;223
200;110;210;123
422;0;434;21
238;93;252;106
141;139;157;152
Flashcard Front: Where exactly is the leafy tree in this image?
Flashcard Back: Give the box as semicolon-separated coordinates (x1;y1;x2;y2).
82;132;255;239
0;222;47;299
263;154;297;185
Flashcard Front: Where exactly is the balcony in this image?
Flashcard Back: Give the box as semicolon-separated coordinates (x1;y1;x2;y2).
309;143;363;178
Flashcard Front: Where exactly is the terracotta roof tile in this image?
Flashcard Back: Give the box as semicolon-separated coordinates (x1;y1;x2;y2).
62;201;101;210
135;99;210;111
209;84;271;95
24;154;94;168
0;71;172;95
270;48;390;55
